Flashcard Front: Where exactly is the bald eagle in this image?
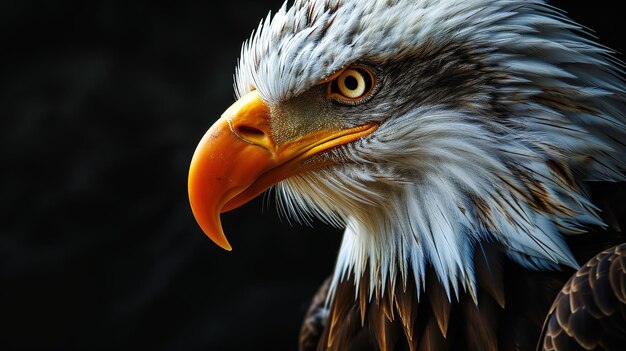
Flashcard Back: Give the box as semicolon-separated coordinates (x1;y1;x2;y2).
188;0;626;349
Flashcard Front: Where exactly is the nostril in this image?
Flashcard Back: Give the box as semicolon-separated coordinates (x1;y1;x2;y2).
236;125;265;137
233;125;270;146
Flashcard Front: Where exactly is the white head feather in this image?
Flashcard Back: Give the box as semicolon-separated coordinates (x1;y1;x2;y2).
235;0;626;301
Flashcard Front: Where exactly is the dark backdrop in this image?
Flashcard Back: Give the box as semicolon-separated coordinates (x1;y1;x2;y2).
1;1;623;350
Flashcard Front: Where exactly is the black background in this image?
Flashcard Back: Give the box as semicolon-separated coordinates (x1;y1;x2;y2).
1;1;623;350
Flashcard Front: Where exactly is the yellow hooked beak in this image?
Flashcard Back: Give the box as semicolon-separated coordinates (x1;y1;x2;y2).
188;90;378;250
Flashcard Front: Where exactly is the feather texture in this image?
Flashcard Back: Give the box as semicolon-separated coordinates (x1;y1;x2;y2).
243;0;626;305
231;0;626;348
539;244;626;350
300;243;560;350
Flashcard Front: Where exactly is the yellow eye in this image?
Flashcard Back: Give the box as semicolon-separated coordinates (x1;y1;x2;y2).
328;66;375;104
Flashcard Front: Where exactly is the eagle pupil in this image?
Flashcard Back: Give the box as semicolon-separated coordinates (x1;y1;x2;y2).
344;75;359;90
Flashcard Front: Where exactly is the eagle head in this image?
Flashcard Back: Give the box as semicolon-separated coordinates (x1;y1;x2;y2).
189;0;626;300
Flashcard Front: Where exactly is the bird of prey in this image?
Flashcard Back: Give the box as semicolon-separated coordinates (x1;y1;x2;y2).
188;0;626;349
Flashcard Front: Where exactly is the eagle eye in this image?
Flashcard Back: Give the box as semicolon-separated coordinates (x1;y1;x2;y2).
327;66;375;104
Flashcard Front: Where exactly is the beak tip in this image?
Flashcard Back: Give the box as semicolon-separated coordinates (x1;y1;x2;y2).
204;224;233;251
200;226;233;252
219;241;233;251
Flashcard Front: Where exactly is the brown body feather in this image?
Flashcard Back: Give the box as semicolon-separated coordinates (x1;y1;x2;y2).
539;244;626;351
